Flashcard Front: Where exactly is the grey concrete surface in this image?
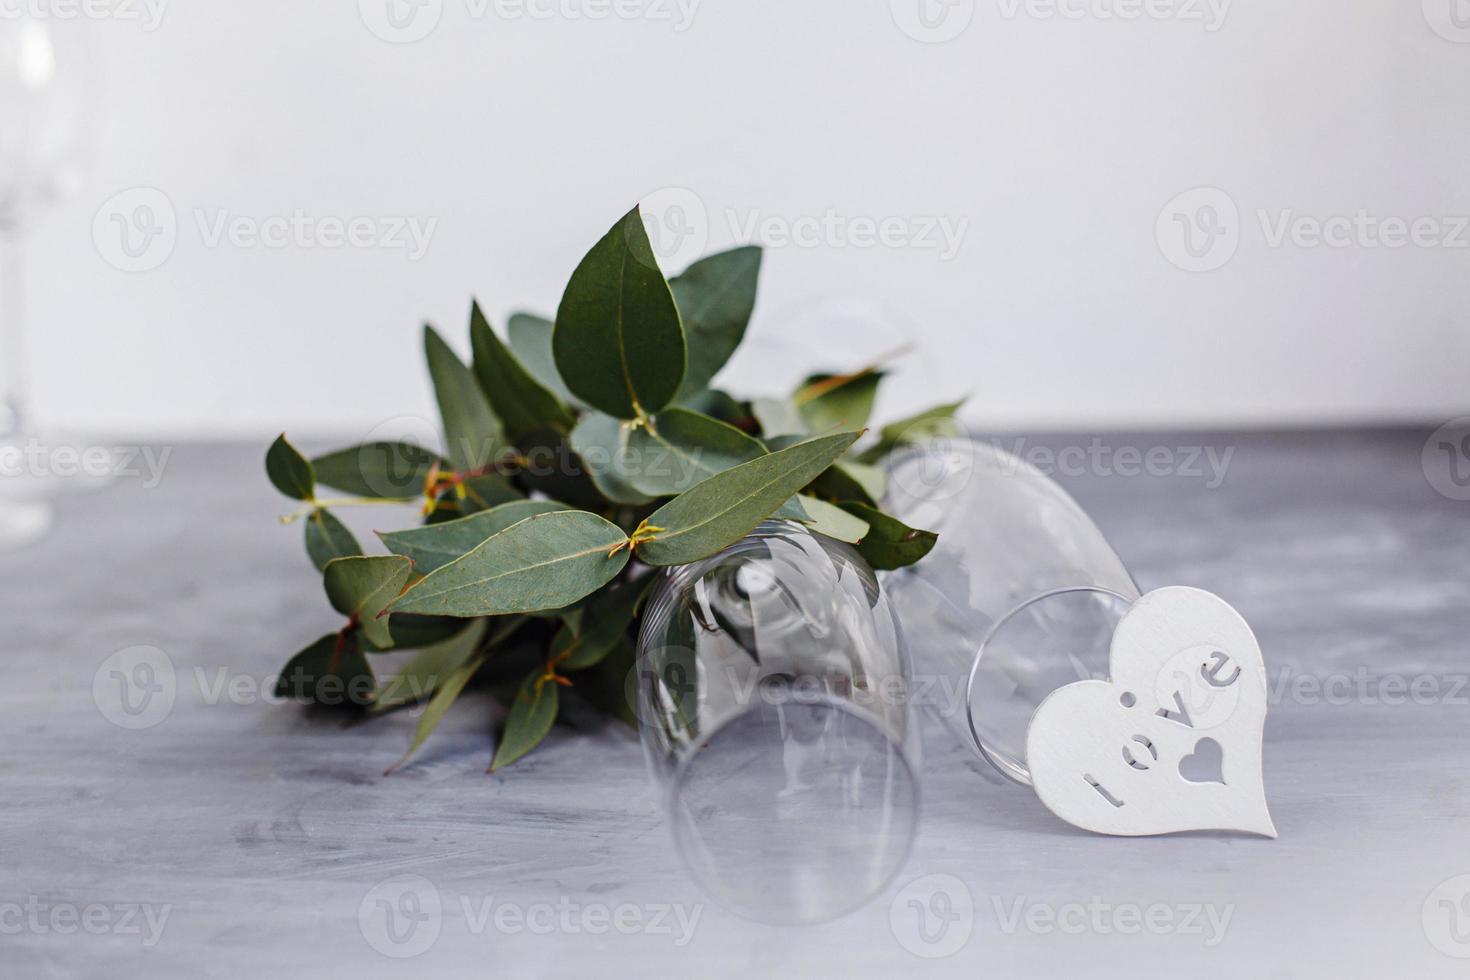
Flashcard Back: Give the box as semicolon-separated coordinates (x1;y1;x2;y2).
3;429;1468;978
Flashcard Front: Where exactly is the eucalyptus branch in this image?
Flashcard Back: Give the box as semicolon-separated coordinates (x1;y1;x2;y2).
262;203;955;773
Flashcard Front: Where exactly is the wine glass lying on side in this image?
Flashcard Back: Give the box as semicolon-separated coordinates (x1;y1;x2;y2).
881;438;1276;839
635;519;921;924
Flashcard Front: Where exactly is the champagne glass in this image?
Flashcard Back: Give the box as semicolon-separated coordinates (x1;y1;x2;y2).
0;16;96;548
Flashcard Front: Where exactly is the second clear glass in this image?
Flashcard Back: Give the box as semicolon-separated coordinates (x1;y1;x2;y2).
881;438;1142;785
635;520;919;925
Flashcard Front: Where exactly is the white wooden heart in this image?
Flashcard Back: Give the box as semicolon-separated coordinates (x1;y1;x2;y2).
1025;586;1277;838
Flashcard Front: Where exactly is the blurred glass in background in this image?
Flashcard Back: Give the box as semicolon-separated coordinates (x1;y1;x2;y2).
0;15;99;548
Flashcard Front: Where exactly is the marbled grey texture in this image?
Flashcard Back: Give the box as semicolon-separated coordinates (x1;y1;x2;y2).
3;430;1468;978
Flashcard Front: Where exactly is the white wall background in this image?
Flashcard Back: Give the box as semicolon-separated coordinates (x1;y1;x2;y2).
17;0;1470;439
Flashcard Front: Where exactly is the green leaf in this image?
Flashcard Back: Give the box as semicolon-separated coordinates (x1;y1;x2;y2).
373;618;489;713
386;649;487;774
671;246;761;398
773;495;811;521
624;407;767;496
568;412;655;505
304;508;362;571
470;301;576;438
425;323;502;470
796;494;870;543
559;606;584;634
838;502;938;570
807;460;885;508
379;499;574;574
312;441;443;500
273;632;375;707
568;399;797;511
636;431;860;567
554;574;653;671
763;434;808;452
459;474;524;508
323;555;413;649
508;428;607;510
839;461;887;501
381;614;465;650
490;670;560;771
553;205;686;418
578;636;638;728
676;387;747;425
265;434;315;501
507;312;584;408
389;510;631;617
795;369;885;433
858;399;966;463
750;397;806;439
548;625;577;664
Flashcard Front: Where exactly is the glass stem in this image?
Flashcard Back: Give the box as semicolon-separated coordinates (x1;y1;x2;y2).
0;230;28;438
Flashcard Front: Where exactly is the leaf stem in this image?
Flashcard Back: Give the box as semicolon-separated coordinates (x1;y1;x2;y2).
420;456;530;515
621;520;665;555
537;650;575;692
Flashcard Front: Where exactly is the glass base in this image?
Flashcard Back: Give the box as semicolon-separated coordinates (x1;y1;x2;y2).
0;432;120;550
0;494;52;550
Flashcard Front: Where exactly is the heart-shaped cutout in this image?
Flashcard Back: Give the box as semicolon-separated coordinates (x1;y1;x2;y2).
1179;736;1224;784
1025;587;1276;837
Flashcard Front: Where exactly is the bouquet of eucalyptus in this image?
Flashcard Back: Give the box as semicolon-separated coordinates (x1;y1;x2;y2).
265;204;960;773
